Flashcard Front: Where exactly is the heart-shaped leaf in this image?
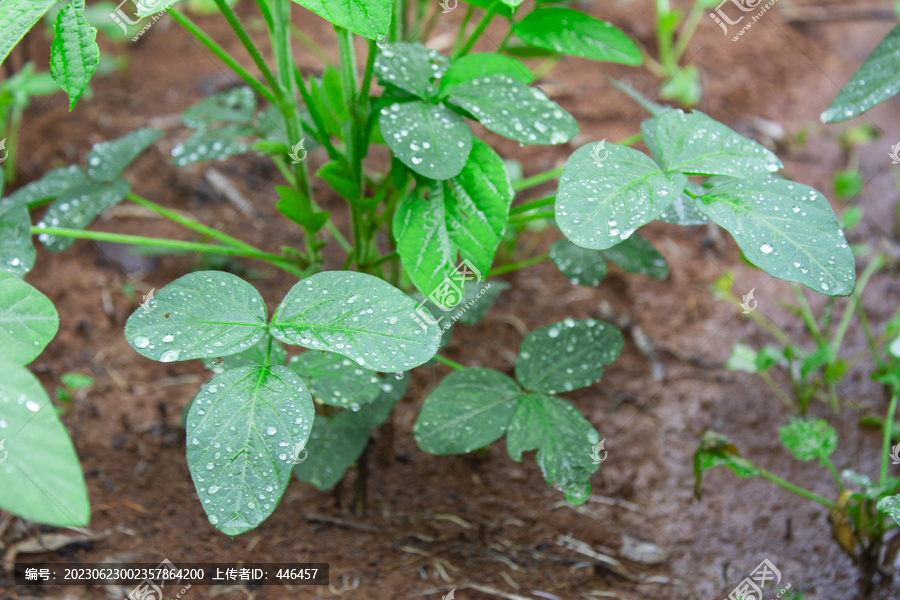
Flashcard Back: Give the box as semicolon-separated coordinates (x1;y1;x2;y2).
555;142;687;250
286;351;382;408
36;178;132;252
516;318;623;394
271;271;441;371
186;365;313;535
415;368;520;454
511;8;641;65
506;393;600;504
447;74;577;145
0;201;35;277
0;272;58;366
697;176;855;296
641;110;781;177
50;5;99;111
0;361;89;527
379;101;472;179
125;271;268;363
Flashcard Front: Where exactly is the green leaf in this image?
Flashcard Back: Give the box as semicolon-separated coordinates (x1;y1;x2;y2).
656;185;710;226
507;393;600;504
135;0;183;17
49;5;99;111
696;176;855;296
511;8;641;65
462;0;513;17
447;74;578;145
878;494;900;526
275;186;328;233
36;179;132;251
286;351;382;408
434;279;508;326
0;272;59;366
374;42;449;99
601;234;668;279
360;371;409;428
316;159;360;204
822;23;900;123
292;409;370;490
2;166;90;209
290;0;391;39
800;345;833;380
203;334;287;374
0;1;58;67
693;431;760;501
779;417;838;462
659;65;701;107
726;341;760;373
641;110;782;177
555;142;687;250
393;185;457;300
182;87;256;128
172;124;255;166
516;318;622;394
125;271;267;363
271;271;441;372
0;361;89;527
440;54;533;92
308;67;348;140
549;240;607;286
415;368;520;454
186;365;313;535
60;372;93;389
85;128;163;182
0;201;35;277
379;101;472;179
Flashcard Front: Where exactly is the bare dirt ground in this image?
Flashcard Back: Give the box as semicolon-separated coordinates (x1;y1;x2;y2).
2;1;900;599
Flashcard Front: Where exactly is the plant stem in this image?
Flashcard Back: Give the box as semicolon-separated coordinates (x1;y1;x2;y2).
821;456;845;492
618;132;644;146
290;25;335;65
214;0;282;95
791;284;824;346
882;388;899;485
508;210;554;224
831;256;880;356
451;5;474;55
169;9;276;104
434;355;465;370
488;253;549;277
293;67;340;160
513;168;562;192
455;0;500;57
757;466;836;509
510;195;556;215
655;0;673;71
672;0;705;65
126;193;256;252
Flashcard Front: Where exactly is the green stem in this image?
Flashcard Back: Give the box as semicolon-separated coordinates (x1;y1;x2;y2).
455;0;500;58
532;56;560;81
510;196;556;215
293;67;340;160
508;210;554;224
290;25;335;65
434;355;465;370
513;168;562;192
831;256;881;356
618;132;644;147
791;284;824;346
821;456;845;493
655;0;673;71
672;0;705;65
488;253;549;277
882;388;899;485
451;5;474;56
169;9;276;104
214;0;282;96
757;466;835;509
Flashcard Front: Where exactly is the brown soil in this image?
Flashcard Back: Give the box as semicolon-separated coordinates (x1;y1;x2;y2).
3;1;900;599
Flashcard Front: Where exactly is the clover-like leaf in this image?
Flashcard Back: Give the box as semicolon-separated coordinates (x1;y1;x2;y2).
186;365;313;535
447;74;578;145
50;4;99;111
415;368;520;454
507;393;600;504
286;351;382;408
375;42;449;99
0;201;35;277
0;272;59;366
36;179;131;252
379;101;472;179
822;23;900;123
549;240;608;287
779;417;838;463
516;318;623;395
601;234;668;279
85;128;163;182
641;110;781;177
696;176;855;296
556;142;687;250
125;271;267;363
0;361;89;527
271;271;441;372
511;8;641;65
290;0;391;39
